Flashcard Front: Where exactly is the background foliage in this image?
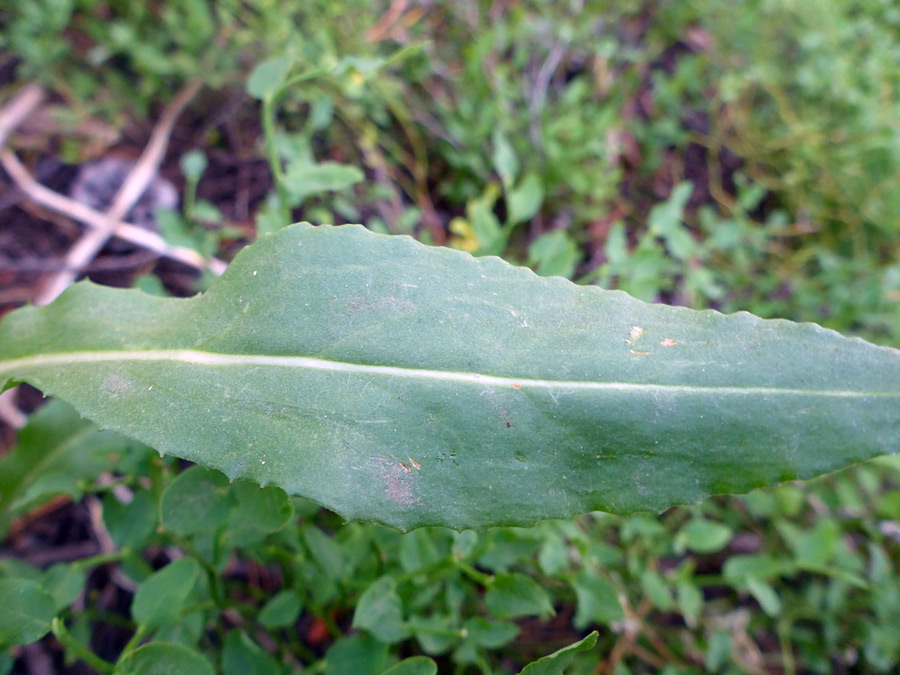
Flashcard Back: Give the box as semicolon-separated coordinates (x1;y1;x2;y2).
1;0;899;672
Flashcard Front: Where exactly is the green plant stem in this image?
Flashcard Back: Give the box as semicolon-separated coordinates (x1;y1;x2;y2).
777;617;796;675
261;93;291;228
52;618;115;675
455;561;493;587
260;68;328;230
119;626;148;662
69;550;130;571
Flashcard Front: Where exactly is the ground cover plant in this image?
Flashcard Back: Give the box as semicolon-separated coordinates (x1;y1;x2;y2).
1;1;900;673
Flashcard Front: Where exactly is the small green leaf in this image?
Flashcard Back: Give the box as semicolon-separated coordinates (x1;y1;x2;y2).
222;631;284;675
508;173;544;224
492;130;519;189
462;617;518;648
676;580;703;627
704;630;733;672
640;570;673;611
43;564;85;612
228;481;292;546
380;656;437;675
161;466;232;537
648;182;695;260
572;571;624;628
477;530;542;572
282;162;364;205
468;186;506;255
746;576;782;616
0;401;134;536
246;54;293;100
399;528;442;573
132;558;199;631
324;633;388;675
723;555;795;584
782;518;841;568
0;579;55;647
353;577;409;643
258;589;301;628
676;518;733;554
517;631;599;675
408;614;454;654
537;535;569;576
103;490;157;550
485;573;554;619
301;526;346;582
179;150;208;181
451;530;479;561
118;642;214;675
528;230;580;279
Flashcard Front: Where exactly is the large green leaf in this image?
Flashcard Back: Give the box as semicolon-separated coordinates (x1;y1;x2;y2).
1;224;899;530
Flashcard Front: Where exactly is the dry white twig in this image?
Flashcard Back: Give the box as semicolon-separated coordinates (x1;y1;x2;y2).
0;151;226;275
35;78;205;305
0;84;45;151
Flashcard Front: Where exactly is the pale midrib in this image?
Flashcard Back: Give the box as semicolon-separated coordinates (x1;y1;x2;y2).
0;349;894;398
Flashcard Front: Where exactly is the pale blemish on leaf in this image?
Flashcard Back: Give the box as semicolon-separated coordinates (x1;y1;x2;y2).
660;338;676;347
627;325;646;343
102;374;133;397
382;461;419;507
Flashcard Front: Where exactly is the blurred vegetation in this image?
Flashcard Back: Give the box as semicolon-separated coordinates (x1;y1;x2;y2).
2;0;900;673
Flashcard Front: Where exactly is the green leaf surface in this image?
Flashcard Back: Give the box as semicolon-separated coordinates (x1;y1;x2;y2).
131;558;199;631
117;642;214;675
572;571;624;628
0;579;55;648
380;656;438;675
258;589;301;628
324;633;388;675
0;400;135;536
462;617;519;648
246;54;293;100
160;466;232;537
282;161;364;205
222;630;286;675
517;631;598;675
485;573;554;619
676;518;733;554
353;576;410;643
2;224;900;530
43;564;86;612
103;490;158;550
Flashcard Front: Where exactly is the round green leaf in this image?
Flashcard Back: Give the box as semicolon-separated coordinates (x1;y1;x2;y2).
0;579;55;647
352;577;409;643
518;632;598;675
246;54;293;100
572;572;624;628
324;633;388;675
485;573;554;620
222;630;284;675
257;589;301;629
132;558;199;631
103;490;158;550
677;518;733;554
43;564;86;612
118;642;214;675
161;467;231;536
380;656;438;675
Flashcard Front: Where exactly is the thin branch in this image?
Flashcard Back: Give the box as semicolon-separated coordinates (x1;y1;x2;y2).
35;78;205;305
0;84;45;151
0;151;226;275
